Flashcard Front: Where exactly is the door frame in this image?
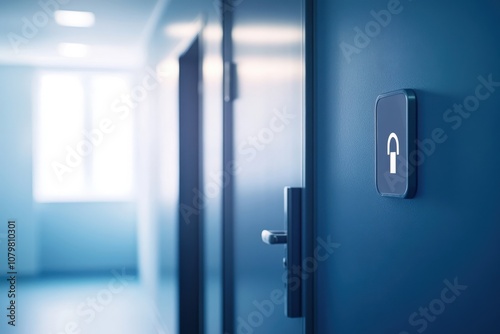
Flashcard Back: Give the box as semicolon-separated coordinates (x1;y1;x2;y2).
178;33;205;334
304;1;316;333
221;2;235;333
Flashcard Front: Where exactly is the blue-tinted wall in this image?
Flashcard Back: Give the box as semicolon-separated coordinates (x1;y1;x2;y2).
0;66;38;275
0;66;137;276
315;0;500;333
37;202;137;273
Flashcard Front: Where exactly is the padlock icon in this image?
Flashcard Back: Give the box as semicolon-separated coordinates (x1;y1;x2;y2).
387;133;399;174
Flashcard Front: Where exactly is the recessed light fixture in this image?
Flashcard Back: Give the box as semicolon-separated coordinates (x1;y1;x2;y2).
58;43;89;58
55;10;95;28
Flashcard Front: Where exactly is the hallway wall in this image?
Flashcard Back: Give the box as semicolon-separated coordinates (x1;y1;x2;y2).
0;65;38;275
0;66;138;276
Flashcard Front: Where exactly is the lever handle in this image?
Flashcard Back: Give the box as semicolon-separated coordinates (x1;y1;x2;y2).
261;230;287;245
260;187;303;318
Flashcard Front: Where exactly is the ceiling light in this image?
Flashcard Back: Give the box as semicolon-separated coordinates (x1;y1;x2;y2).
55;10;95;28
58;43;89;58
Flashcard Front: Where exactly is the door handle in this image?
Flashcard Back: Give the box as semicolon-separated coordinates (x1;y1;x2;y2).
261;230;287;245
261;187;302;318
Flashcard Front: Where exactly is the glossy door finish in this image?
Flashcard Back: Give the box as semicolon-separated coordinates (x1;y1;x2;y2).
227;0;305;332
315;0;500;333
150;1;306;332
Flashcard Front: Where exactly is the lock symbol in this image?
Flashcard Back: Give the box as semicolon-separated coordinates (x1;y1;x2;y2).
387;133;399;174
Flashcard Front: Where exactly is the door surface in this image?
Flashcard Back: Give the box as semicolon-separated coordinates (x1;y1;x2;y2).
225;0;306;333
315;0;500;333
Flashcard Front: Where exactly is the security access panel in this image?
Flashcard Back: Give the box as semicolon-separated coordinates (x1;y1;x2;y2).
375;89;417;198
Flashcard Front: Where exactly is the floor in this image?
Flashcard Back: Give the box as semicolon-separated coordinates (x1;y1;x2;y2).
0;273;175;334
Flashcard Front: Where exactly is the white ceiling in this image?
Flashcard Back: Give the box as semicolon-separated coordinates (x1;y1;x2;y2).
0;0;166;69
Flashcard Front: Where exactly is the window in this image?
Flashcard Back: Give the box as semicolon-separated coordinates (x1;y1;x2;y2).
34;71;134;202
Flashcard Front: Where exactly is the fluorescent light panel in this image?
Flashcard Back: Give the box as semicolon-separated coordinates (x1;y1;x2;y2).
55;10;95;28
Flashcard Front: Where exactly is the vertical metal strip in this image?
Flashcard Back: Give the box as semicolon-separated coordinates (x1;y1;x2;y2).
198;32;205;334
286;187;303;318
304;0;316;332
222;1;235;333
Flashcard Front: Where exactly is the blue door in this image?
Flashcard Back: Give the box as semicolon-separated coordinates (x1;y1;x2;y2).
314;0;500;333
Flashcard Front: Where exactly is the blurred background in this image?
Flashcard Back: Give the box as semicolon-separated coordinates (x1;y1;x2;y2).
0;1;220;333
0;0;305;333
